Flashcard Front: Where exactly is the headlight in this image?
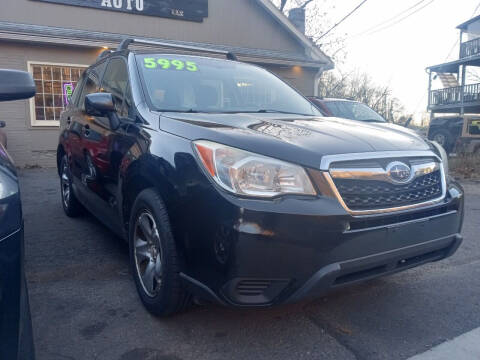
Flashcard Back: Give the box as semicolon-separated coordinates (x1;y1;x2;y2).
0;168;17;200
0;168;20;239
194;140;316;198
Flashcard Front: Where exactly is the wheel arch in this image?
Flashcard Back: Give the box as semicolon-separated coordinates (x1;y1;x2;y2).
57;144;66;177
121;155;181;239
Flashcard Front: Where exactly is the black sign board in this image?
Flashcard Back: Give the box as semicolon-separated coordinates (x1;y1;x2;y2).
31;0;208;22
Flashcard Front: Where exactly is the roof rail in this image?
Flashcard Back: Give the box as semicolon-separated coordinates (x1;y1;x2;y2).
117;38;238;61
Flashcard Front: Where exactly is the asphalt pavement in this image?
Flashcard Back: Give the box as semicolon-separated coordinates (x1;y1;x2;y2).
19;168;480;360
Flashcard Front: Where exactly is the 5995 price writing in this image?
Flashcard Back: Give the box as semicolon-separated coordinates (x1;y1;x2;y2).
143;58;198;72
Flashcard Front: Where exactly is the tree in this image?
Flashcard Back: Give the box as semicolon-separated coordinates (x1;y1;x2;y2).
271;0;347;63
271;0;408;120
278;0;314;11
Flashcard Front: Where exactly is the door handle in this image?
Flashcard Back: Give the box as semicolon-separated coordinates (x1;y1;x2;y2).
83;124;90;137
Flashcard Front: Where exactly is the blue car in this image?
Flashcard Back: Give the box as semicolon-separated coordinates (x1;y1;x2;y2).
0;69;36;360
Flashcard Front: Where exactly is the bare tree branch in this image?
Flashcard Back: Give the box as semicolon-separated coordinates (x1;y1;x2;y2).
300;0;315;9
278;0;314;12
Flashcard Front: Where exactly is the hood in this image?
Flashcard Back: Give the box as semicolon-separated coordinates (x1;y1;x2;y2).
372;121;426;138
160;113;431;169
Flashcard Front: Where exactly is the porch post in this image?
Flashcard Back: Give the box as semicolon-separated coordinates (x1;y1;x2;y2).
460;64;466;115
427;70;432;109
459;30;463;58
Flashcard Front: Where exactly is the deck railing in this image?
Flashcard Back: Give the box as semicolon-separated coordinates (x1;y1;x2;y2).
429;83;480;107
460;37;480;58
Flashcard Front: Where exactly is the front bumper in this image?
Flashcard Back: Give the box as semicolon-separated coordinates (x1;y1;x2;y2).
287;233;462;303
178;178;464;307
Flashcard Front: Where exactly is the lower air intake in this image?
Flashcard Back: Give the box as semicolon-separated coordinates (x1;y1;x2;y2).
223;278;290;305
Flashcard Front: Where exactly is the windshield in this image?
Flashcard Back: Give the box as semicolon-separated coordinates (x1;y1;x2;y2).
136;54;320;116
323;101;386;122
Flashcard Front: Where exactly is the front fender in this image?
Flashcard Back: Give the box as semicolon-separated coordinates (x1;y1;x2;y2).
119;130;199;240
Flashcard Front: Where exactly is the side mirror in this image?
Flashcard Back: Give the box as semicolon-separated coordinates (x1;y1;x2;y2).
0;121;5;128
85;93;115;116
85;93;120;130
0;69;36;102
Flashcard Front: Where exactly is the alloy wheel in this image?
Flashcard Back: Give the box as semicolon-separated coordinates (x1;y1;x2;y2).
61;160;71;208
134;211;164;298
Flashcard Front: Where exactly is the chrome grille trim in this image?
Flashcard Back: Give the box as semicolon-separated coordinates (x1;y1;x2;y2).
330;162;439;184
319;150;441;171
319;151;447;216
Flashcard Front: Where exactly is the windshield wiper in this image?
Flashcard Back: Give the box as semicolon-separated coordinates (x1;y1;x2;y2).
360;118;385;123
257;109;311;115
224;110;313;116
157;109;315;116
157;109;199;113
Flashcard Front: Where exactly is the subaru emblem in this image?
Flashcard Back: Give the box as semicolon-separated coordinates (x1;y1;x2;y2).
386;161;412;184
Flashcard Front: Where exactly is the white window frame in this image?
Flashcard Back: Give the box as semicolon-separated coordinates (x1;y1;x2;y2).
28;61;89;127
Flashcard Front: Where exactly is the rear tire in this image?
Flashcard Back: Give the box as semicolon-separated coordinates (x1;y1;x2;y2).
129;188;190;317
60;155;83;217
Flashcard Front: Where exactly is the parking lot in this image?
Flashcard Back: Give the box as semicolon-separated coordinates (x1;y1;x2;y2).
20;168;480;360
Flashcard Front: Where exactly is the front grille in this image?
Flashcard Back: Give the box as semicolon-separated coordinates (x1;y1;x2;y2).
333;170;443;211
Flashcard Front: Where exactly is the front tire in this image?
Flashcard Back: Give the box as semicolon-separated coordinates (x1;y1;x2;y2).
431;129;452;153
129;188;190;317
60;155;83;217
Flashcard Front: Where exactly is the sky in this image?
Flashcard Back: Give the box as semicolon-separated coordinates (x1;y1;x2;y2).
301;0;480;118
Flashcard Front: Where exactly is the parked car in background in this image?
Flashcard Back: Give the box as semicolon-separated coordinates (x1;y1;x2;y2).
426;116;468;153
428;115;480;153
308;97;387;122
0;69;36;359
0;120;7;148
309;96;427;139
58;39;464;317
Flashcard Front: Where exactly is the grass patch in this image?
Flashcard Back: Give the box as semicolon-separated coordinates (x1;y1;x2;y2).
449;154;480;180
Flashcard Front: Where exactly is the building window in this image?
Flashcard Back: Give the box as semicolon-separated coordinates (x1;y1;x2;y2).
28;62;87;126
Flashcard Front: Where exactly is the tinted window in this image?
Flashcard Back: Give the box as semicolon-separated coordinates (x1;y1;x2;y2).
71;71;86;107
78;72;100;111
322;101;385;122
93;60;108;80
122;84;133;118
102;58;130;117
137;54;320;116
